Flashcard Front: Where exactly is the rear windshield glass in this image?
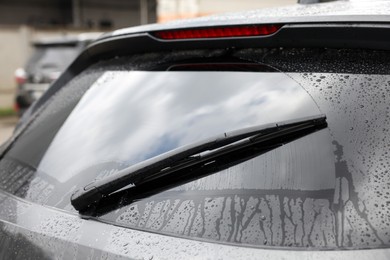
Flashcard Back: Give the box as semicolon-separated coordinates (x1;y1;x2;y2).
0;48;389;250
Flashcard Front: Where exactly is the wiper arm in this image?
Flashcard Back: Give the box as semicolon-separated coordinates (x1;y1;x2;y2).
71;115;327;213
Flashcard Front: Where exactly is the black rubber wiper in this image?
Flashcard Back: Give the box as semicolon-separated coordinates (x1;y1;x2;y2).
71;115;327;213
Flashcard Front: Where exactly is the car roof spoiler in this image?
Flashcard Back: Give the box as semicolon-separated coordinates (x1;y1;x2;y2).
26;22;390;115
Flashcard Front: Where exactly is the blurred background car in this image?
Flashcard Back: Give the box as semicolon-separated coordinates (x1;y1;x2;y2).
14;33;101;115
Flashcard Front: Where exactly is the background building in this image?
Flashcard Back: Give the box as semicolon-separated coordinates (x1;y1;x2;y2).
157;0;295;23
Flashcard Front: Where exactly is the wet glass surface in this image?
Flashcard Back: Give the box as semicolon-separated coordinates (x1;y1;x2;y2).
0;49;389;249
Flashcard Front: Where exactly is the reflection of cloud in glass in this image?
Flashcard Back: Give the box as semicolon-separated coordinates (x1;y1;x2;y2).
38;71;320;182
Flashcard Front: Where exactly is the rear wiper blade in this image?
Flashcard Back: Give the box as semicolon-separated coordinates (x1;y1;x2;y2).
71;115;327;212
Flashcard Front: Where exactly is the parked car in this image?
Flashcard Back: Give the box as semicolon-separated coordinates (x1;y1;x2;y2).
1;0;390;259
14;33;102;116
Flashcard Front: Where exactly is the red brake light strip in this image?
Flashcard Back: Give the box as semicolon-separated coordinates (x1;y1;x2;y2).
153;25;282;40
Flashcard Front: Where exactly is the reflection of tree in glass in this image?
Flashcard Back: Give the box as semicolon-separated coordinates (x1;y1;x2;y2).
332;141;384;248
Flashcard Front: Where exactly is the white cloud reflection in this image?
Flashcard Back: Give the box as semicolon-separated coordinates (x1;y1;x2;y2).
38;71;321;182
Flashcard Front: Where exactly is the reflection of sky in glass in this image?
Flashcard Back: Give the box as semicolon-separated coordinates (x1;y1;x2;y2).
38;71;321;182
